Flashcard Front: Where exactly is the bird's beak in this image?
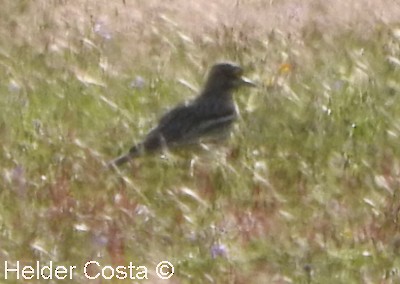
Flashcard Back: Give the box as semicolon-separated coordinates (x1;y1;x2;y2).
240;76;257;87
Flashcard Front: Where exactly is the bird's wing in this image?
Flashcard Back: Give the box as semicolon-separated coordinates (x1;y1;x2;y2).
150;101;237;145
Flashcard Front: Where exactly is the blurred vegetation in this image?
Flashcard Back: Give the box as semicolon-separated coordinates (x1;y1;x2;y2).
1;0;400;283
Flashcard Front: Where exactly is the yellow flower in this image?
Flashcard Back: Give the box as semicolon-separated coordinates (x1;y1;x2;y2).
279;63;293;75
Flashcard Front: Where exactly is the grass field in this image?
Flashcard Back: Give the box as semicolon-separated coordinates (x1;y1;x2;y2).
1;0;400;283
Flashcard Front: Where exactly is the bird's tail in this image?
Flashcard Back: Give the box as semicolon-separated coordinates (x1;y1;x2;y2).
107;145;141;168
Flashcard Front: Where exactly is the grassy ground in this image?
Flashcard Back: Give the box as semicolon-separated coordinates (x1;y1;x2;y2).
1;0;400;283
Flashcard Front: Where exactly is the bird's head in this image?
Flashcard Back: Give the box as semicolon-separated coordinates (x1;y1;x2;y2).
203;62;256;95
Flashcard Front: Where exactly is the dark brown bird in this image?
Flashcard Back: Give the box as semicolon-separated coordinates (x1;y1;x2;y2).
109;62;255;167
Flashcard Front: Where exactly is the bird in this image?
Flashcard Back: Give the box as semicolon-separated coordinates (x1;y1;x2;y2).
109;62;255;167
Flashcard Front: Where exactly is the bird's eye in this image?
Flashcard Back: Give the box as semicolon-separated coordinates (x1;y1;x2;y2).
232;67;243;78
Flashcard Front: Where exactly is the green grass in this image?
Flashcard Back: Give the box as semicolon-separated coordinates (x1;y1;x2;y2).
1;1;400;283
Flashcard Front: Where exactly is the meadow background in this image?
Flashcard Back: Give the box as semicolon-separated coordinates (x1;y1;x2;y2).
1;0;400;283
